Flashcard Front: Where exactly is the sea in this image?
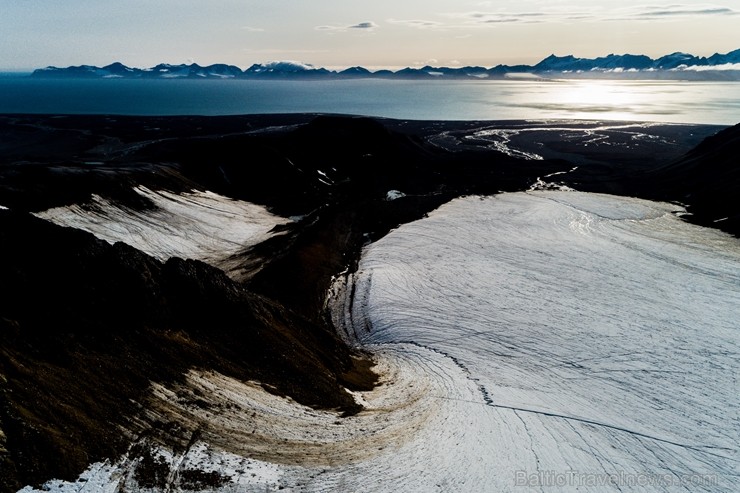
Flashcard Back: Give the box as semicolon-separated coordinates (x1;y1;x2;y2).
0;75;739;125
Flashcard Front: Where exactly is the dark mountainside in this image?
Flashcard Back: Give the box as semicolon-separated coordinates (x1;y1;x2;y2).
0;114;737;491
645;124;740;233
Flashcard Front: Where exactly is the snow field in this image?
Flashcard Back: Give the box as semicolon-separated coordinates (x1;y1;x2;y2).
342;191;739;492
35;187;289;276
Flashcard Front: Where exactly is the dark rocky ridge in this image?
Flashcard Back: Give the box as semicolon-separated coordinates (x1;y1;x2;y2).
0;114;737;491
645;123;740;233
0;211;369;490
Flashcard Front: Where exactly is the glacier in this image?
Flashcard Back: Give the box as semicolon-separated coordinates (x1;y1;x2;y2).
333;191;739;492
20;191;739;492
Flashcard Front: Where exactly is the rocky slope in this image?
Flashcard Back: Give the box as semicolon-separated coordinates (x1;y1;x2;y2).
646;123;740;233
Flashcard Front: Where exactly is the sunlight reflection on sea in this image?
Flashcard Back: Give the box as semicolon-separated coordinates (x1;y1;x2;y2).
0;77;738;124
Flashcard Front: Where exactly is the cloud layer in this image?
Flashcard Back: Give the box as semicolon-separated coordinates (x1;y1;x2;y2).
407;3;740;29
316;21;378;32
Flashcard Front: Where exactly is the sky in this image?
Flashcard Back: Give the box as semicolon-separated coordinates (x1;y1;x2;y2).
1;1;740;70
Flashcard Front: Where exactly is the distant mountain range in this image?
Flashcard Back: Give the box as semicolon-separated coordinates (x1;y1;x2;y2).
32;49;740;80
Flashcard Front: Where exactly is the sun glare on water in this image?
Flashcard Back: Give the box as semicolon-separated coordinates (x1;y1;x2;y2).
499;78;705;123
554;80;648;120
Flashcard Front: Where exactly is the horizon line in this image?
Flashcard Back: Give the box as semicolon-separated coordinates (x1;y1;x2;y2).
5;47;739;73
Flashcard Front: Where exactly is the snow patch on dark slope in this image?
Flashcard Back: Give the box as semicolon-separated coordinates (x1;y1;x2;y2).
34;186;290;278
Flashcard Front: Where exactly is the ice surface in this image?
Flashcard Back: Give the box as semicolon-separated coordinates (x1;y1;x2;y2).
34;187;289;276
20;191;740;492
339;191;739;492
